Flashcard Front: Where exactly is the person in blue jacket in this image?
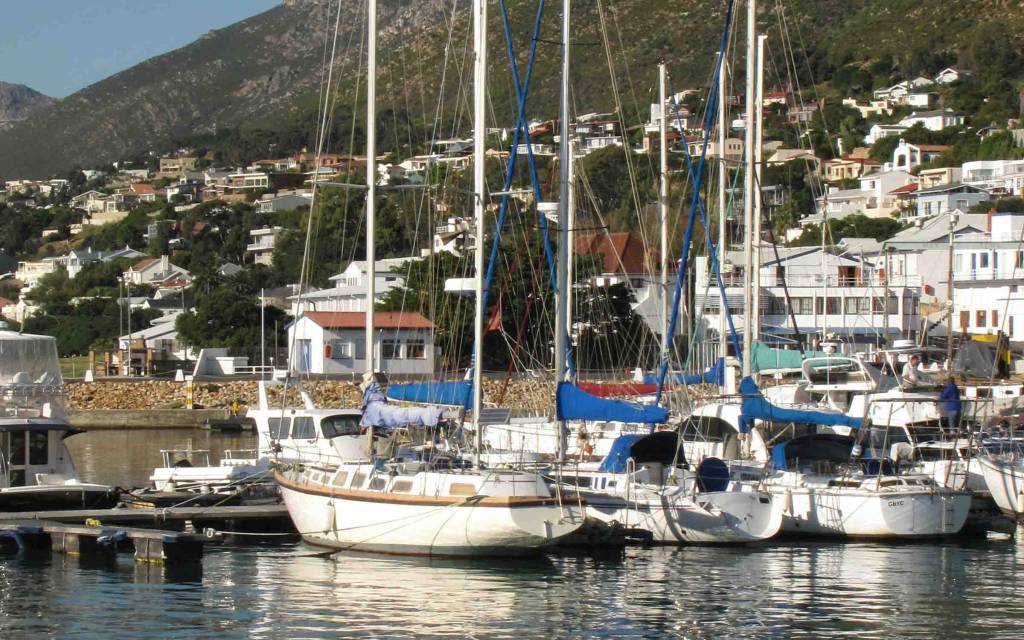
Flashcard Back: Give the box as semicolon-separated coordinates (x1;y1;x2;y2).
939;379;962;432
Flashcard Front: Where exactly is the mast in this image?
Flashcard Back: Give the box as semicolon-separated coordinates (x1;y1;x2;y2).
946;212;956;369
752;33;766;347
717;51;729;362
364;0;377;376
471;0;487;465
659;63;670;342
566;137;576;348
741;0;756;377
554;0;571;463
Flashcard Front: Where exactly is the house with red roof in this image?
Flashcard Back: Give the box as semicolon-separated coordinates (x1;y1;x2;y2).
286;311;436;375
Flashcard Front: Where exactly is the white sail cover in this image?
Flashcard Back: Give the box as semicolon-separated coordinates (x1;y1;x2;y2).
0;331;67;420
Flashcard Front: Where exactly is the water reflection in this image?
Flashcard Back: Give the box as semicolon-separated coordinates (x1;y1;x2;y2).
2;539;1024;638
66;428;256;488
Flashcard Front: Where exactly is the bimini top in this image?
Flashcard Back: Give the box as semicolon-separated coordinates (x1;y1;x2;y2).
0;331;67;421
598;431;682;473
771;433;856;471
0;417;81;436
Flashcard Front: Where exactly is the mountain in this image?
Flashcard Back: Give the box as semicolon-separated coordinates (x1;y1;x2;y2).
0;82;56;131
2;0;1024;179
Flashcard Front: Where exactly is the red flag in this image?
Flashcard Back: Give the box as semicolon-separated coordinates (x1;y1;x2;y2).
485;290;503;333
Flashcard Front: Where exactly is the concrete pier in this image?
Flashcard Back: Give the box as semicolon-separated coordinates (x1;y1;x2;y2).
69;409;230;429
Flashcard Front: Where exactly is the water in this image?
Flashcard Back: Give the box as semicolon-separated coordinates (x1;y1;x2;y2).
4;430;1024;638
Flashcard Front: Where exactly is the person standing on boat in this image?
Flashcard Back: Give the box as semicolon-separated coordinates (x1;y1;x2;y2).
939;379;963;432
901;354;921;387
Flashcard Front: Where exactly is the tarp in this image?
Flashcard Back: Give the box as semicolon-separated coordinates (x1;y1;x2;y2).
361;382;444;428
642;358;725;387
386;380;473;409
597;431;681;473
751;341;829;374
556;382;670;424
576;382;658;397
770;433;856;471
739;377;863;433
952;340;1003;378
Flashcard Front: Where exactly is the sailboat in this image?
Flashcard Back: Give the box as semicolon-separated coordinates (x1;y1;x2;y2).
275;0;584;555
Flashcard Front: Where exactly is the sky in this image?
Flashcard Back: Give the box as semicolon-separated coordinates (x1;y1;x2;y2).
0;1;280;98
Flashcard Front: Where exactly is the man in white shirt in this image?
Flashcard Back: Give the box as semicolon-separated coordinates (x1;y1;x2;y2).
901;354;921;386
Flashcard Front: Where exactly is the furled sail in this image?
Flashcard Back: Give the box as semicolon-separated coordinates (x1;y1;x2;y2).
556;382;669;424
739;377;863;432
361;382;445;428
576;382;658;397
386;380;473;409
643;358;725;387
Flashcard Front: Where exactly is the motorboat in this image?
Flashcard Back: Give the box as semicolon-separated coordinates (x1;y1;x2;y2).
553;432;781;544
0;330;118;510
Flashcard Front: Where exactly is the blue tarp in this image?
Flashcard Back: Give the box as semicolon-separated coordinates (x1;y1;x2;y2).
386;380;473;409
642;358;725;387
360;382;444;428
556;382;670;424
598;435;646;473
739;377;863;433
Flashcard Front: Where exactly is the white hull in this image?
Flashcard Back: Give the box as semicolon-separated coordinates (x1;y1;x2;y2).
481;419;648;460
772;485;971;537
150;461;269;492
276;469;584;556
581;487;782;544
979;456;1024;519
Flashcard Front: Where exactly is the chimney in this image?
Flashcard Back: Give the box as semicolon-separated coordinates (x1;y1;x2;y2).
161;255;169;273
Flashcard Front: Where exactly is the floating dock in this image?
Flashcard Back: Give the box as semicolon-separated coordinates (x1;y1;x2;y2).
0;504;294;536
0;520;207;564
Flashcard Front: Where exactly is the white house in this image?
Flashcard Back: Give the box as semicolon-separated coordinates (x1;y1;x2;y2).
257;191;312;213
816;170;915;220
118;321;194;368
934;67;966;85
950;212;1024;340
961;159;1024;195
695;246;921;348
889;139;950;172
289;257;415;315
124;256;192;287
914;184;989;220
885;212;990;304
865;123;908;145
900;109;965;132
287;311;436;375
52;246;145;279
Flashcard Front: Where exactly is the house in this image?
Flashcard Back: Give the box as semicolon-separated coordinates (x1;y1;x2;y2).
842;98;892;120
885;212;990;304
787;104;818;124
889;139;950;172
816;170;914;221
889;183;920;218
290;257;416;315
257;191;312;213
433;217;475;257
70;190;109;213
129;183;159;203
287;311;435;375
246;227;284;266
14;260;57;289
157;155;199;179
124;256;192;287
822;156;881;183
166;180;202;203
934;67;967;85
950;212;1024;339
899;109;965;132
865;123;908;145
695;245;921;348
918;167;962;190
52;246;145;279
913;184;989;220
961;159;1024;195
118;321;194;373
906;92;938;109
687;137;744;163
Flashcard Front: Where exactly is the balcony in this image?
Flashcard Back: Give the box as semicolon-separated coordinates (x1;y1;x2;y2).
954;267;1024;282
715;274;921;288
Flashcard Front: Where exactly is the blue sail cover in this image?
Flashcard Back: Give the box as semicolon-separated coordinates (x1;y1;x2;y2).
643;358;725;386
556;382;669;424
361;382;444;428
739;377;863;433
598;435;646;473
386;380;473;409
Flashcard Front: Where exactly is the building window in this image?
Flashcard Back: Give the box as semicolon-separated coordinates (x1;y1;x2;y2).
1016;251;1023;269
953;254;963;273
992;310;999;327
980;253;990;269
976;310;986;327
406;339;426;360
382;339;402;360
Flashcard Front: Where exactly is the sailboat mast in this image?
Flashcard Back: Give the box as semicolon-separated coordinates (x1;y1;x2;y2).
752;33;766;347
365;0;377;376
717;51;729;362
566;138;576;345
741;0;756;377
555;0;571;462
659;63;669;342
471;0;487;464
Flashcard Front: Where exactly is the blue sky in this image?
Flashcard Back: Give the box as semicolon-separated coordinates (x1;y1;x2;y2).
0;1;280;98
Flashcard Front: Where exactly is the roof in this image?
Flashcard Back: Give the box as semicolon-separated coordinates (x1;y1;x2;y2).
916;182;987;196
912;144;951;153
888;183;919;195
574;231;655;275
0;297;14;307
888;213;989;244
130;183;156;195
131;257;160;271
304;311;434;330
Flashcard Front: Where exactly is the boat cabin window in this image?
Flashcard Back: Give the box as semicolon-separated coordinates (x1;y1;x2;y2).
292;417;316;439
321;414;361;439
268;417;291;439
29;432;48;465
9;431;25;465
351;472;367;488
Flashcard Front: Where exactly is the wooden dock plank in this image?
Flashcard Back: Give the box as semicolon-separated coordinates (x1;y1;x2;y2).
0;504;290;525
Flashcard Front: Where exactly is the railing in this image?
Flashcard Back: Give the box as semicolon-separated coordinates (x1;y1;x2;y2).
954;267;1024;282
713;274;921;288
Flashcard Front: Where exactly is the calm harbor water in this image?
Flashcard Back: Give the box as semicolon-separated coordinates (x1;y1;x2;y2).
1;429;1022;638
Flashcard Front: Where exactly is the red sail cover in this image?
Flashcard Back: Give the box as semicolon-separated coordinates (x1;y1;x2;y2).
576;382;659;397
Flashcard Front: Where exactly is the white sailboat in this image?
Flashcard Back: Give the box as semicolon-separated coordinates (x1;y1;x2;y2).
276;0;584;555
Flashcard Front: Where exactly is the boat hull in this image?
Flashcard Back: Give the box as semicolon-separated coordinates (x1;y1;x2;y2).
580;488;782;544
774;487;971;537
276;472;583;556
979;457;1024;519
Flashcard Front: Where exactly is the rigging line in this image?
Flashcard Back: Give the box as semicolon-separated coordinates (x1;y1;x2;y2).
655;0;740;407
